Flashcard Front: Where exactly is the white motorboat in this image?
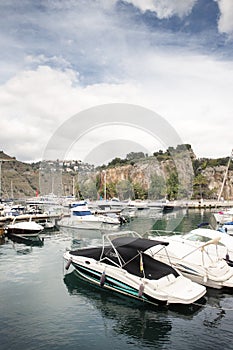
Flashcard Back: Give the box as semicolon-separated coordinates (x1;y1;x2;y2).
94;198;126;213
213;208;233;225
148;230;233;289
5;217;44;236
36;218;57;230
64;231;206;307
219;221;233;233
58;201;122;230
172;227;233;266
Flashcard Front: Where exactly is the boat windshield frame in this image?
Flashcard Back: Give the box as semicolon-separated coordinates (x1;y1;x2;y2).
99;231;169;269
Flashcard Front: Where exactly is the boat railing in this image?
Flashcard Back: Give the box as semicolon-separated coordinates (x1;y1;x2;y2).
99;230;142;268
147;230;223;265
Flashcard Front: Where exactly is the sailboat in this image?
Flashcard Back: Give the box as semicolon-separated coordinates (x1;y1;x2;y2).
213;149;233;230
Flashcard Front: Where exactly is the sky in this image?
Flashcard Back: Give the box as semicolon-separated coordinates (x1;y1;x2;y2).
0;0;233;165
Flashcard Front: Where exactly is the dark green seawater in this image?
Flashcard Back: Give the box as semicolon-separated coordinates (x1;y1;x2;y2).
1;209;233;350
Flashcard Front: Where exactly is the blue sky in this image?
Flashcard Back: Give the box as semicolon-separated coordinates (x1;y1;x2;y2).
0;0;233;164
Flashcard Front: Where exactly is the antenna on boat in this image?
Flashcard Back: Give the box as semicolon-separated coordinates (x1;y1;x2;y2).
217;149;233;202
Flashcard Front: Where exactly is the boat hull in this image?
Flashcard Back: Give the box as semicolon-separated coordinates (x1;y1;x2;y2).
73;262;166;305
176;270;228;289
6;227;42;236
64;251;206;306
58;217;119;230
5;220;44;236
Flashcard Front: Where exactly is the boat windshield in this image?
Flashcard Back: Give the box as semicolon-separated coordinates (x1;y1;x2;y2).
183;233;211;243
182;232;225;246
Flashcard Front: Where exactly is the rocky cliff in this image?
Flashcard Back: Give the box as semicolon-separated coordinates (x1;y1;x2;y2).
202;166;233;200
0;150;232;200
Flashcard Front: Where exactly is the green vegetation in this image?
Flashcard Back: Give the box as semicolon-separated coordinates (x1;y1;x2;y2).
166;171;179;201
94;145;232;201
148;174;166;199
1;146;232;200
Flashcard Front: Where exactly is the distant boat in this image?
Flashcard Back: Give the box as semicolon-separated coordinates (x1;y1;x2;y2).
35;218;57;231
221;221;233;233
213;208;233;225
5;217;44;236
162;204;174;213
58;201;122;230
127;200;149;210
94;198;126;213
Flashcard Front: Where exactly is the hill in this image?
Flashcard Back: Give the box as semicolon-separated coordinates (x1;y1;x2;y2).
0;151;39;198
0;147;232;201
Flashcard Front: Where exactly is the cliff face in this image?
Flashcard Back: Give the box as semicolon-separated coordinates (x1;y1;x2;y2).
104;159;164;188
0;151;232;200
202;166;233;200
105;151;193;191
0;152;39;198
100;159;232;200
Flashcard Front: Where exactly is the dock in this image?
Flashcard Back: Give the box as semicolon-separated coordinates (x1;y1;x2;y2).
170;200;233;210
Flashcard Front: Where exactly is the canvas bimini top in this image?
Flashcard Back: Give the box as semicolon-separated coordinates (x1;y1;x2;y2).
69;236;178;280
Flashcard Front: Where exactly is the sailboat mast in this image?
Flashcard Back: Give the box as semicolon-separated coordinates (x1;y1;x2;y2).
72;176;75;197
217;149;233;201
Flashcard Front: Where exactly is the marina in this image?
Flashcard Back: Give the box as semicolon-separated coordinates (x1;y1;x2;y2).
1;208;233;350
1;2;233;349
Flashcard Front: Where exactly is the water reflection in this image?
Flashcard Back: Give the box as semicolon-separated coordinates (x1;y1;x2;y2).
64;271;172;347
7;234;44;247
202;288;231;328
64;270;204;347
0;234;5;245
2;233;44;255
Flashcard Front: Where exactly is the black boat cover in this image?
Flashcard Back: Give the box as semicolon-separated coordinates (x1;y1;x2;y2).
111;237;168;250
70;237;178;280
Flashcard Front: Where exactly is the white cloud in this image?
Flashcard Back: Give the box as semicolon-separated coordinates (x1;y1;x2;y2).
123;0;197;18
0;0;233;164
215;0;233;36
66;124;162;165
0;65;142;161
1;48;233;163
25;54;72;70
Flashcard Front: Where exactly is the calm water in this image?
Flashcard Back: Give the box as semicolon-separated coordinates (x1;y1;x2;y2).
1;209;233;350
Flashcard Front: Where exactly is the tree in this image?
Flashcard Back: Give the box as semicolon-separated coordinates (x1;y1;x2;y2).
126;152;145;161
107;157;127;167
193;173;209;199
133;182;147;200
148;174;166;200
166;172;179;200
116;180;134;200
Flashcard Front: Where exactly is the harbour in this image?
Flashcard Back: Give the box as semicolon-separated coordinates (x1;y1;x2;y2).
1;2;233;349
1;208;233;350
